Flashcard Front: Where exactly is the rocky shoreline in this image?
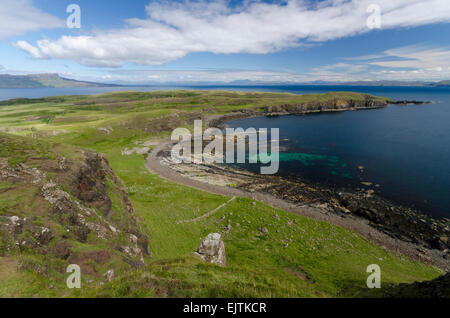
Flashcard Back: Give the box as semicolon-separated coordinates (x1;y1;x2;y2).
208;99;431;128
149;98;449;270
151;146;449;271
231;167;449;253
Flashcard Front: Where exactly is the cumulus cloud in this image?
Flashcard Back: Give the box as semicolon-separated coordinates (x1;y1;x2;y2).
0;0;64;39
15;0;450;67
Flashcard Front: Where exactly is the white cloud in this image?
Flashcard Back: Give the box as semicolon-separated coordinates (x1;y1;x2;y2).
15;40;45;58
369;45;450;70
15;0;450;67
0;0;64;39
314;45;450;81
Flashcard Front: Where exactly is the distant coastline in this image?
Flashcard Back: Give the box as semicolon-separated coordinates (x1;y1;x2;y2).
0;73;119;89
1;73;450;89
2;83;449;103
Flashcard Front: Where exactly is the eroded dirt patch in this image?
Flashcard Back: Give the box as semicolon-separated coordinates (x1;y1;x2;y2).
0;257;18;280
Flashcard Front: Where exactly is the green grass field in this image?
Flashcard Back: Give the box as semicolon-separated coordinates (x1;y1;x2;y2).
0;91;443;297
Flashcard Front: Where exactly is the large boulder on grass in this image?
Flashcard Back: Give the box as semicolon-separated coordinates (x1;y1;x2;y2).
195;233;226;266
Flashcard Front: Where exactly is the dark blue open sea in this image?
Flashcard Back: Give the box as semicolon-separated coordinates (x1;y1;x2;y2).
1;85;449;218
223;86;450;218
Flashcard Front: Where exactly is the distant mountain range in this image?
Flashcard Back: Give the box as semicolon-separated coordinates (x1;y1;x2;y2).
1;73;449;88
0;73;119;88
114;79;450;87
312;80;450;87
209;80;450;87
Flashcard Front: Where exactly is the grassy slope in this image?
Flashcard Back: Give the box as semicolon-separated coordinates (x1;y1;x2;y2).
0;91;443;297
0;132;151;297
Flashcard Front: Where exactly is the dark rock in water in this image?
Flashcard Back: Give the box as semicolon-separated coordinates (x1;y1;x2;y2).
390;100;431;105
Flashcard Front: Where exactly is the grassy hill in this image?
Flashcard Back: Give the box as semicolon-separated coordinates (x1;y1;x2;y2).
0;90;444;297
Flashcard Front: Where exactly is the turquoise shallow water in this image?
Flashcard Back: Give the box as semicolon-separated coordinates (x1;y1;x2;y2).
223;86;450;218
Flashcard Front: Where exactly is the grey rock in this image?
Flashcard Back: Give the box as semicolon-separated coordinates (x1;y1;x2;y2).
195;233;226;266
104;269;114;282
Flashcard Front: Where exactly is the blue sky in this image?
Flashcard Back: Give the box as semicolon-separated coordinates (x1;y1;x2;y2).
2;0;450;83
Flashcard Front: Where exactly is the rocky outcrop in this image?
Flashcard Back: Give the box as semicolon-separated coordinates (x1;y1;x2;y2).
336;192;450;252
0;141;150;269
383;273;450;298
72;151;150;258
195;233;226;266
262;95;388;114
208;94;393;129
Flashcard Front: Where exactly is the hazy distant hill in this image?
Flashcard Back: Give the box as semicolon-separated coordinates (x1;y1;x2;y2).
337;80;433;87
433;80;450;87
311;80;450;87
2;73;449;88
0;73;118;88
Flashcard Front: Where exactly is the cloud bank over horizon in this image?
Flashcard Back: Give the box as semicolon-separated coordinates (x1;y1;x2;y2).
87;44;450;84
